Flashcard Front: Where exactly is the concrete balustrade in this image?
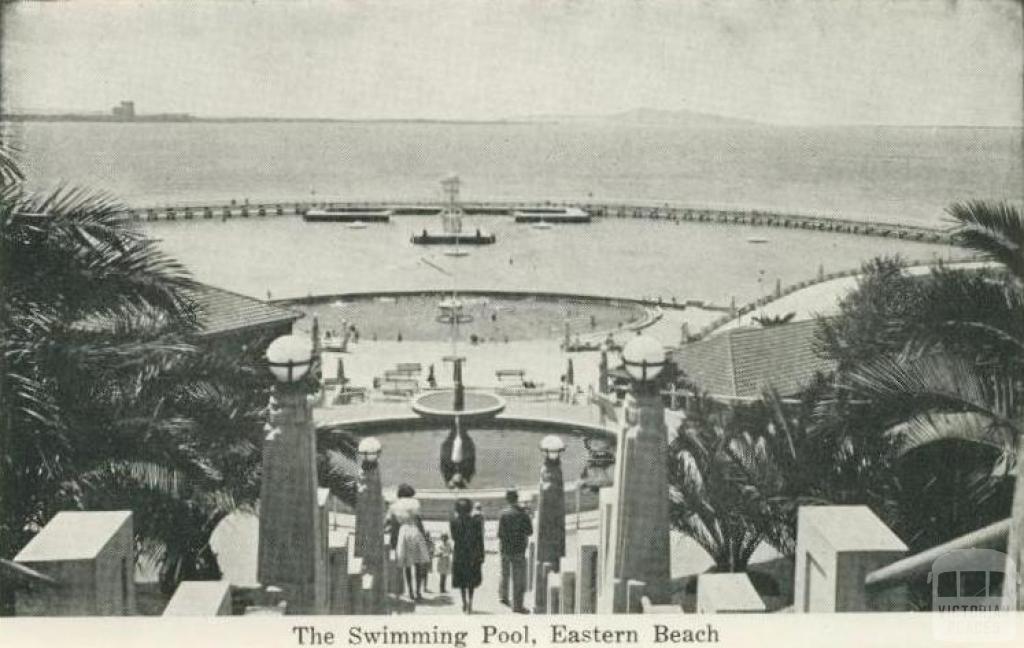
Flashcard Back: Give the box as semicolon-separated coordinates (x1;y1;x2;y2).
163;581;233;616
535;562;555;613
328;543;351;614
640;595;681;613
560;570;576;613
14;510;135;616
547;570;562;614
626;580;647;613
794;506;909;613
577;544;599;614
696;573;766;613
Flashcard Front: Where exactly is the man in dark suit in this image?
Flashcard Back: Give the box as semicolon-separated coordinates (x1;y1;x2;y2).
497;488;533;613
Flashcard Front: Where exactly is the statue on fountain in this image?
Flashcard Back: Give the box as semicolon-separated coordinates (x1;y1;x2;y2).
440;358;476;487
440;423;476;488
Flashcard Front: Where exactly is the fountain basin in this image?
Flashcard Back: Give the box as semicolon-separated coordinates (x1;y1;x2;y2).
410;389;506;423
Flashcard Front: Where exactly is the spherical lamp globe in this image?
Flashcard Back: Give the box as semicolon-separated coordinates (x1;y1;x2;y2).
357;437;383;465
266;334;314;383
621;334;666;382
539;434;566;461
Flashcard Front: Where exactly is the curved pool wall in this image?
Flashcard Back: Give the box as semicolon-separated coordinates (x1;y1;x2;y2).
318;415;615;520
279;289;663;342
128;199;956;244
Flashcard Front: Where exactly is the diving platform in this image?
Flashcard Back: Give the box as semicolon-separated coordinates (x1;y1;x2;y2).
411;231;496;245
303;207;392;222
513;207;591;223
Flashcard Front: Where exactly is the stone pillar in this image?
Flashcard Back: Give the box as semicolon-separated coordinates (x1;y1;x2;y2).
354;458;385;576
600;386;672;611
14;511;135;616
257;387;326;614
534;452;566;610
598;348;609;395
794;506;908;612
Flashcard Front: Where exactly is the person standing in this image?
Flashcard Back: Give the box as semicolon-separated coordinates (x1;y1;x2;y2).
450;498;484;614
386;483;432;601
497;488;533;613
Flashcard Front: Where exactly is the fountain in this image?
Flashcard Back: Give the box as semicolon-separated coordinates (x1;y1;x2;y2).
436;297;473;324
410;219;504;487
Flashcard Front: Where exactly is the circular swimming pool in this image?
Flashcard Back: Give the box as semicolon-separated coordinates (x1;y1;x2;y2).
321;418;614;490
294;293;647;342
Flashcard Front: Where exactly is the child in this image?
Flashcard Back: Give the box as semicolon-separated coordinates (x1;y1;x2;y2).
416;532;434;594
435;533;453;593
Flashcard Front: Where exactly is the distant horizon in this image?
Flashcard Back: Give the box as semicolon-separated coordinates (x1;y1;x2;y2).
3;104;1020;129
3;1;1020;128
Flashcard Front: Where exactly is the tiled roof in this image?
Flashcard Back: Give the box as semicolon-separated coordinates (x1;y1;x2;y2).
673;319;834;399
186;284;301;337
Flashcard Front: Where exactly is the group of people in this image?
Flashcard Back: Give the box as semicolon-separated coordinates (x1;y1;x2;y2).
386;485;534;614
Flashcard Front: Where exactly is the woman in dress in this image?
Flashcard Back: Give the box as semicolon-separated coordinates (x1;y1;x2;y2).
387;483;432;601
449;498;484;613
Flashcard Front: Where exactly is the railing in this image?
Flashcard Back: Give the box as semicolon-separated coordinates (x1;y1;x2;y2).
865;518;1010;593
124;198;955;244
689;255;986;341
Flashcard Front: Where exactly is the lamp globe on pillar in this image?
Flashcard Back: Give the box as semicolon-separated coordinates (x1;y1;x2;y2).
266;334;314;385
621;333;666;391
357;437;383;470
539;434;566;464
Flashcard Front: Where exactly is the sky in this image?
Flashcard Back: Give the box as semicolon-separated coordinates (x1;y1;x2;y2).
1;0;1021;126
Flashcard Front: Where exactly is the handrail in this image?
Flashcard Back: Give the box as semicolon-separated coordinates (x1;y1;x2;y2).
864;518;1010;592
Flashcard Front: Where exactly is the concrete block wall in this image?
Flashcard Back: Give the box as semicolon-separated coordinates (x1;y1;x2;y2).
696;573;766;613
163;581;233;616
794;506;908;612
14;511;134;616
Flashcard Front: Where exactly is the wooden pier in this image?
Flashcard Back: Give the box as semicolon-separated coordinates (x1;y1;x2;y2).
303;208;392;223
126;199;954;244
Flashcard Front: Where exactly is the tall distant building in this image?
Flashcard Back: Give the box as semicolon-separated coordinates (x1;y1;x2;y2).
111;100;135;120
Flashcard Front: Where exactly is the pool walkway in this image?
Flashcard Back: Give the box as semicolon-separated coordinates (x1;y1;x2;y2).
711;260;993;333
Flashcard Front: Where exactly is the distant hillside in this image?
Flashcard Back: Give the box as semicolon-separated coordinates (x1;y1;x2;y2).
516;107;757;127
606;107;756;126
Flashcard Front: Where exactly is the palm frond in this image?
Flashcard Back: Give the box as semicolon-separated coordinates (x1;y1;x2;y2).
946;201;1024;282
888;412;1016;462
0;137;24;186
847;352;1018;427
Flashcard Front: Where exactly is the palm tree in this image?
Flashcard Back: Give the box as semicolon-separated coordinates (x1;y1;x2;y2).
0;182;276;594
668;393;764;572
846;200;1024;609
